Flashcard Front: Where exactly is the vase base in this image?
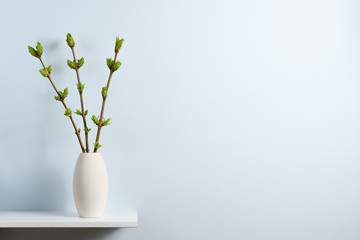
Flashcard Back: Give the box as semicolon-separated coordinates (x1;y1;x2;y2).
78;215;103;218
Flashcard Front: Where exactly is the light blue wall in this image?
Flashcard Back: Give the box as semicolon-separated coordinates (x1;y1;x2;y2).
1;0;360;239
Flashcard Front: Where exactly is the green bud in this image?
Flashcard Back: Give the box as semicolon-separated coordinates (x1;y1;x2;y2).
75;109;82;115
106;58;113;70
59;88;69;99
112;61;121;71
101;87;107;98
93;141;102;149
115;37;124;52
84;127;91;133
77;82;85;92
91;115;99;125
66;33;75;47
85;110;88;116
64;108;72;117
47;65;52;74
67;59;75;69
54;95;60;101
39;68;48;77
77;57;84;68
28;46;38;57
36;42;43;57
78;128;81;133
102;117;111;126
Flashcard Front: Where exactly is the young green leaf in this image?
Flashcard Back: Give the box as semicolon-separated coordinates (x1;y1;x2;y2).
84;127;91;133
47;65;52;74
78;128;81;133
101;87;107;98
112;61;122;71
66;33;75;47
39;68;48;77
75;109;82;115
77;82;85;92
84;110;88;116
36;42;43;57
106;58;113;70
63;88;68;97
67;59;75;69
102;117;111;126
91;115;99;125
54;95;60;101
64;108;72;117
28;46;38;57
93;141;102;149
77;57;84;68
59;88;69;99
115;37;124;52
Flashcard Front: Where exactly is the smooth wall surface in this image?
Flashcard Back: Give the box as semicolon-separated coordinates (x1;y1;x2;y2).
1;0;360;239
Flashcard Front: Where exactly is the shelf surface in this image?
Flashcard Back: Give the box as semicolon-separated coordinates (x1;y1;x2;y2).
0;211;137;228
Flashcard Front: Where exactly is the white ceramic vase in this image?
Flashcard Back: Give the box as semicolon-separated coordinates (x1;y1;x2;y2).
73;152;108;218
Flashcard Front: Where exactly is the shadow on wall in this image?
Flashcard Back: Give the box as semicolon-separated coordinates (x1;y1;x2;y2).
0;39;69;211
0;228;124;240
0;167;67;210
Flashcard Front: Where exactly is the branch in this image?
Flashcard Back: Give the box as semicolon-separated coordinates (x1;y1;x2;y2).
93;54;117;152
39;57;85;152
93;37;124;152
70;46;90;152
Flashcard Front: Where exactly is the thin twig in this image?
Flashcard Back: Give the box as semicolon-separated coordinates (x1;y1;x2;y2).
93;51;119;152
71;47;89;152
39;58;85;152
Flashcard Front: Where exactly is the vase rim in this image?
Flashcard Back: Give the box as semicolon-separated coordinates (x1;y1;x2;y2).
79;152;102;154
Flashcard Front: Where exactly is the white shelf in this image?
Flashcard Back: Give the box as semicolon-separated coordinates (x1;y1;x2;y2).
0;211;137;228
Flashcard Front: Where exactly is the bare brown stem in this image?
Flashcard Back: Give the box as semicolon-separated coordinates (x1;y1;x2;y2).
71;47;89;152
39;57;85;152
93;51;119;152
